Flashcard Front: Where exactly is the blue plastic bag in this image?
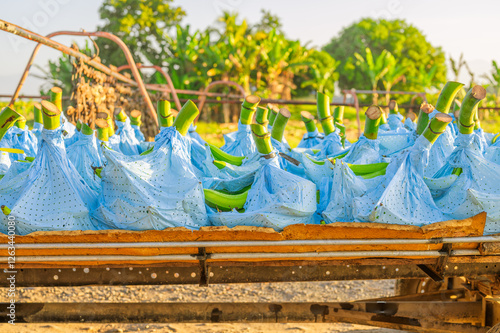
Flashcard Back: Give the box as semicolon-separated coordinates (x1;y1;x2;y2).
67;131;103;192
353;135;450;226
221;121;257;157
115;118;141;155
208;152;317;230
0;128;98;235
92;127;209;230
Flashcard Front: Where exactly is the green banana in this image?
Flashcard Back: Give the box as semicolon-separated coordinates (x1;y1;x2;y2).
213;160;226;170
140;146;154;156
360;168;387;179
204;188;249;211
424;174;458;191
207;143;244;166
492;133;500;145
348;162;389;175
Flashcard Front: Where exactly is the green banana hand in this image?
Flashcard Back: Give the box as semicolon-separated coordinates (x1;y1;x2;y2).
360;168;387;179
207;143;244;166
204;188;249;211
424;174;458;190
348;162;389;175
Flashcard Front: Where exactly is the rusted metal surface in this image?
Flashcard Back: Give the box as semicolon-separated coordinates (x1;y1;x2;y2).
0;290;491;332
0;261;498;287
0;22;158;127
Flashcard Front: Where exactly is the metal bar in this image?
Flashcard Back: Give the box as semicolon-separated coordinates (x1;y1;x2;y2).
0;299;487;332
0;23;158;127
2;262;497;286
0;249;483;263
1;236;497;249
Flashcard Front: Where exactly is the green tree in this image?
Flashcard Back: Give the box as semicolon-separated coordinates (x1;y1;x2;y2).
349;48;393;104
323;18;446;94
95;0;185;66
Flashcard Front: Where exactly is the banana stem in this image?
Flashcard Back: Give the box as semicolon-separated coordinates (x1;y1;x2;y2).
95;119;109;142
255;106;269;127
435;81;464;113
416;102;434;135
251;124;273;155
242;95;260;109
130;110;141;126
364;105;382;140
380;111;388;125
458;86;486;134
33;102;43;124
15;116;26;129
333;106;344;124
114;108;127;122
317;91;335;135
268;104;278;126
422;113;453;144
1;205;11;215
300;111;317;133
473;105;481;130
388;100;398;115
157;100;173;127
41;101;61;130
173;100;199;136
271;108;290;142
0;106;22;141
49;86;63;111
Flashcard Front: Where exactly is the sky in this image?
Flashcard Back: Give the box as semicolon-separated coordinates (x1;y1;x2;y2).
0;0;498;96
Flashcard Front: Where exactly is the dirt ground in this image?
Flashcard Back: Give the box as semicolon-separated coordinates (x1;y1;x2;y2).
0;279;405;332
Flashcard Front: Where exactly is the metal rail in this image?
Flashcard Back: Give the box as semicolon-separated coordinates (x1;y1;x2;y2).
0;22;158;127
2;235;498;249
0;249;483;262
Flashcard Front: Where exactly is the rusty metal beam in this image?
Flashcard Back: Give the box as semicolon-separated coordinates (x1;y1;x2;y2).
0;295;489;332
0;21;158;127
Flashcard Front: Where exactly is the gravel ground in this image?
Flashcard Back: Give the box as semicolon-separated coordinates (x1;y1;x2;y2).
0;280;405;332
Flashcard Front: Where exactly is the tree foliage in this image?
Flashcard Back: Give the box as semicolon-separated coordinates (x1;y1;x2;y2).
95;0;185;66
323;18;447;93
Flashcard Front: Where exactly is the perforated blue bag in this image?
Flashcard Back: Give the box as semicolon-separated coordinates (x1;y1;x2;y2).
343;135;382;164
221;121;257;157
67;131;103;192
115;118;141;155
0;128;98;235
208;152;317;230
92;127;209;230
353;136;450;226
433;132;500;234
297;129;324;149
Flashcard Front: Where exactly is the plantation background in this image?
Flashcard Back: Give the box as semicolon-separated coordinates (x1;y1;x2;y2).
6;0;500;144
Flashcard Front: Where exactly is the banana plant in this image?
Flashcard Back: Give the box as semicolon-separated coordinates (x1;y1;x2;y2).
381;53;407;104
352;47;393;104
